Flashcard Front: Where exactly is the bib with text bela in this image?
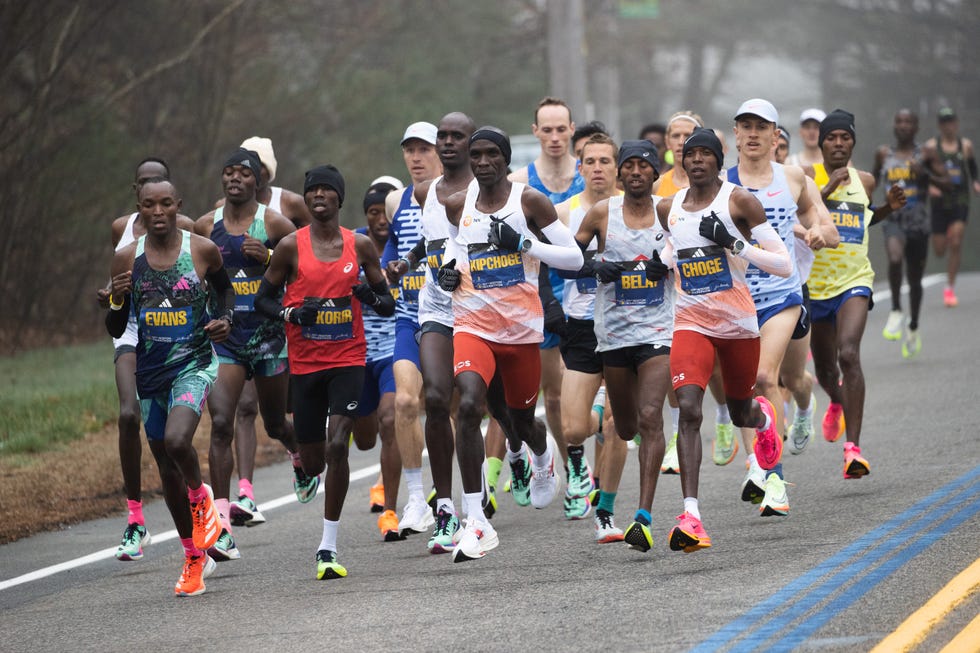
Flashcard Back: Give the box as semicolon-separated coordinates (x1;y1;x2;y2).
614;261;664;306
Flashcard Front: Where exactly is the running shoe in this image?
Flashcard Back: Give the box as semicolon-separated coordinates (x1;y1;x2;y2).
502;478;512;494
588;487;600;507
661;431;680;474
451;517;498;563
508;445;533;506
563;492;592;520
426;485;438;516
529;443;561;509
593;510;624;543
369;483;385;513
189;483;221;550
315;549;347;579
712;423;738;466
293;466;320;504
230;495;266;527
788;393;816;455
378;509;402;542
398;495;435;536
668;512;712;552
843;444;870;479
822;402;845;442
753;396;782;470
208;528;241;561
741;460;766;504
759;473;790;517
566;446;594;499
624;521;654;552
944;287;958;308
174;553;216;597
902;328;922;359
482;486;498;520
883;309;904;340
115;523;151;561
427;508;460;554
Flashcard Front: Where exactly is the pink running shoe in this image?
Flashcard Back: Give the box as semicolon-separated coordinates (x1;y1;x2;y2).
753;396;782;470
668;512;712;552
822;402;846;442
843;443;870;479
944;287;958;308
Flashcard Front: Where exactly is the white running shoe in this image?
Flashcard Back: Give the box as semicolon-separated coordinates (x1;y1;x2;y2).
741;460;766;504
398;496;435;536
593;510;624;543
788;393;816;455
661;431;680;474
451;517;499;562
529;442;561;509
883;310;903;341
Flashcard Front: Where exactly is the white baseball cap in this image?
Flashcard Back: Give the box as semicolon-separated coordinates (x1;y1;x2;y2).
799;108;827;124
734;98;779;125
400;122;437;146
370;175;404;190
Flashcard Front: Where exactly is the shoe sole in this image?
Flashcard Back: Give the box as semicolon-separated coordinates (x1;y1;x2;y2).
116;531;152;561
596;534;625;544
741;481;765;503
230;505;256;527
844;460;870;479
760;504;789;517
382;530;404;542
624;525;653;552
316;567;347;580
428;541;455;554
668;527;711;552
370;504;384;513
452;533;499;563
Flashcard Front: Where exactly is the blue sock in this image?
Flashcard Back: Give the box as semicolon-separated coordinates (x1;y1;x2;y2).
633;509;651;526
597;491;616;514
771;463;784;480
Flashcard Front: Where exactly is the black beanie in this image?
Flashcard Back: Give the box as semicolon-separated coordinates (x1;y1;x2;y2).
304;165;345;206
469;126;512;165
223;147;262;179
819;109;856;147
682;127;724;169
363;182;397;213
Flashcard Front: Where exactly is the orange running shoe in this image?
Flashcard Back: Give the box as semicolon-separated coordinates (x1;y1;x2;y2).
753;396;783;470
190;484;221;550
668;512;712;553
174;554;216;597
822;402;846;442
369;483;385;513
378;509;403;542
843;443;870;479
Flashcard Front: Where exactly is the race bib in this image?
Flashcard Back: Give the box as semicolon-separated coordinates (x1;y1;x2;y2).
140;306;193;343
676;245;733;295
426;238;447;281
229;265;265;313
300;296;354;341
576;250;598;294
614;262;664;306
467;243;525;290
400;266;426;305
826;199;865;244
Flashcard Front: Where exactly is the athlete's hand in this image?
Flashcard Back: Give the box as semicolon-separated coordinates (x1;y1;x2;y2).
576;259;597;279
593;261;625;284
824;167;850;195
385;259;408;285
352;283;381;307
437;258;461;292
96;285;112;309
698;212;738;250
542;297;566;336
885;183;907;211
204;317;231;343
804;226;827;251
281;304;318;326
643;250;669;281
488;217;524;251
109;271;132;301
241;236;269;263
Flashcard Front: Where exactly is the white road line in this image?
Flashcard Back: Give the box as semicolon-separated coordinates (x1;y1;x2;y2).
873;273;944;302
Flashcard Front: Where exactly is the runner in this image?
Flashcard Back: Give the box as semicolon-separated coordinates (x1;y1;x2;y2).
774;126;791;164
254;164;395;579
786;109;826;168
106;177;231;596
639;122;671;172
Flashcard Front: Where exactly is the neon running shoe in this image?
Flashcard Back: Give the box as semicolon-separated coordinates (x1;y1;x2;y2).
902;328;922;359
668;512;712;552
427;508;460;554
741;460;766;504
944;287;958;308
378;509;402;542
293;466;320;504
788;393;816;455
529;443;561;509
753;396;782;470
588;487;600;507
563;492;592;520
115;523;151;561
502;478;512;493
398;495;435;536
426;485;438;517
593;510;624;543
190;484;221;550
566;447;594;499
174;553;216;597
230;495;266;527
843;444;870;479
759;473;790;517
451;517;498;563
883;310;903;340
508;446;533;507
822;402;845;442
661;431;680;474
369;483;385;513
208;528;241;561
315;549;347;580
712;423;738;466
624;521;654;552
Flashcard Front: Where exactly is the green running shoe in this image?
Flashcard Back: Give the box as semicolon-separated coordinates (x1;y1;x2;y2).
315;549;347;579
115;523;151;561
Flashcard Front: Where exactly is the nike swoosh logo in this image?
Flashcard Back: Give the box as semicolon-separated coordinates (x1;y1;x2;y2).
766;190;783;197
524;396;536;405
490;213;515;223
846;191;860;196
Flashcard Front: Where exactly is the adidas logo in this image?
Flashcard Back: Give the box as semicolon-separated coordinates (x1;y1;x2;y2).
838;202;849;211
235;269;248;278
692;248;706;258
159;298;172;308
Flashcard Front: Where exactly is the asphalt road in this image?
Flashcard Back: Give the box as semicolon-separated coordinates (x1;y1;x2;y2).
2;273;978;653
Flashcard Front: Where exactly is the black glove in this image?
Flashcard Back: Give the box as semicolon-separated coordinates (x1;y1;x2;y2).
282;304;318;326
488;217;524;251
542;297;566;336
437;258;461;292
575;259;597;280
593;261;625;284
698;211;738;250
352;283;381;307
643;250;669;281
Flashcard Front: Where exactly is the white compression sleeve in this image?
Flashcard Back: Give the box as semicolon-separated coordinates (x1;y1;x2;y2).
531;220;585;271
738;222;792;278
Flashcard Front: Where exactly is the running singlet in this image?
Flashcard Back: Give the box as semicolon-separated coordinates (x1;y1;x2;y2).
112;213;141;350
594;195;674;351
657;169;685;197
527;162;585;204
453;180;543;345
667;182;758;339
879;146;929;237
210;205;285;360
283;227;366;374
727;163;802;309
355;232;395;364
382;186;426;322
416;176;455;328
808;165;874;300
562;193;598;321
935;138;971;211
131;231;214;397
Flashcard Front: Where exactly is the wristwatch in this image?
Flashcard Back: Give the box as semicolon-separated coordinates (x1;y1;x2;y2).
730;240;745;256
520;238;532;253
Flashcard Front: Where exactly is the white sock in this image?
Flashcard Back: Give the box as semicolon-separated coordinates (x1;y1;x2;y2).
746;453;758;469
683;497;700;520
529;441;553;472
716;404;731;425
436;498;455;515
404;467;424;501
757;410;772;432
319;518;339;552
506;444;525;463
797;396;813;418
670;407;680;434
463;492;483;521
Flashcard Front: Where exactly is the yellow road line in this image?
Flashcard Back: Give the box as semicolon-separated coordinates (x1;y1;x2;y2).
938;611;980;653
870;558;980;653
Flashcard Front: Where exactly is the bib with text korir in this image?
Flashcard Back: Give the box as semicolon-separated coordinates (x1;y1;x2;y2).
426;238;448;282
614;260;665;306
576;250;598;295
467;243;525;290
140;301;194;344
676;245;733;295
229;264;266;313
399;261;427;305
826;199;866;244
301;296;355;341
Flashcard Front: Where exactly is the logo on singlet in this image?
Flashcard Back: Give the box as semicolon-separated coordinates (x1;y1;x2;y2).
343;262;354;273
